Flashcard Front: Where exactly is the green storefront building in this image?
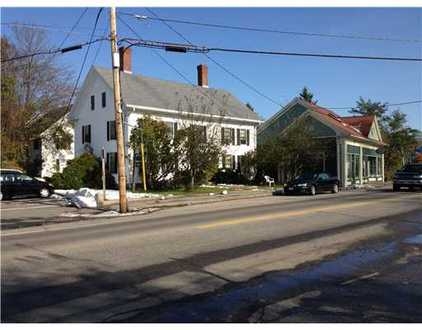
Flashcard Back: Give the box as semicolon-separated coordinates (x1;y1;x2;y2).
258;97;385;187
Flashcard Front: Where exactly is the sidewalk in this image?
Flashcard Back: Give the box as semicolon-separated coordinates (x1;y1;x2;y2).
104;188;272;211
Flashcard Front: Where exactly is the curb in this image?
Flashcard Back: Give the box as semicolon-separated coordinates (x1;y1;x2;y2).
104;191;272;212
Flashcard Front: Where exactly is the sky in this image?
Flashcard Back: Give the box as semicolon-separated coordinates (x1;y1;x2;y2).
2;7;422;130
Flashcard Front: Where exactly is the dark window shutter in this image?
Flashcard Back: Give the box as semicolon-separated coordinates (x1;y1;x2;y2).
232;155;236;170
221;127;224;143
174;122;178;134
88;125;91;143
114;152;118;174
246;129;250;146
102;92;106;108
107;122;110;141
82;126;85;144
231;128;235;144
91;95;95;110
237;129;240;145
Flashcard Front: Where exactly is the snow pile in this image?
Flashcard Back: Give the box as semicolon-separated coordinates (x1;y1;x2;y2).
53;188;162;209
64;188;98;209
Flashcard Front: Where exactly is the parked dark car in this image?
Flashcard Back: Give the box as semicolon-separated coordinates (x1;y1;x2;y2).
393;163;422;191
0;170;54;200
284;172;339;195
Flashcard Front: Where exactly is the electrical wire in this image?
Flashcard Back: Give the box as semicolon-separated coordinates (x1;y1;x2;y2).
328;100;422;110
120;11;422;44
64;8;104;113
118;14;242;114
1;22;106;39
58;8;89;49
122;38;422;62
117;16;194;85
1;37;107;63
145;8;284;107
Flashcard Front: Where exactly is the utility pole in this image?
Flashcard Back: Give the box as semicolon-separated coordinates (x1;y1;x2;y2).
109;7;128;213
101;147;106;200
140;140;147;192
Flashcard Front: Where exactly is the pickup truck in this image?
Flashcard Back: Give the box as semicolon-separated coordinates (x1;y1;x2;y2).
393;163;422;191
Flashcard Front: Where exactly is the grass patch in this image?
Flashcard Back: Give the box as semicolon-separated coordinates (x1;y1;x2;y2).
132;184;267;196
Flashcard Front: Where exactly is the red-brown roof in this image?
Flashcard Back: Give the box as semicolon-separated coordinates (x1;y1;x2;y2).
299;99;382;145
340;115;375;137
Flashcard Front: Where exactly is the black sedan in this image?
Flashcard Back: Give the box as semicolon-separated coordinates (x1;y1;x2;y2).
0;170;54;200
284;172;339;195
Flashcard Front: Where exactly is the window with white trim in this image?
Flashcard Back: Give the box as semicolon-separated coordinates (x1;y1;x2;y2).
107;152;117;174
107;121;116;141
82;125;91;144
237;129;250;145
221;127;234;145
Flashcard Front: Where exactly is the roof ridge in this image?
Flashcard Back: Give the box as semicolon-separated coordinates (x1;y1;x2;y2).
94;65;223;93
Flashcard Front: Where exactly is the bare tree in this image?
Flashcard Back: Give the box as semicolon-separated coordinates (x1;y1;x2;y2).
174;91;228;189
1;27;74;169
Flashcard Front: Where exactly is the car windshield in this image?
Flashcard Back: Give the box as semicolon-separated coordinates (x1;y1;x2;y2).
402;164;422;173
296;173;317;180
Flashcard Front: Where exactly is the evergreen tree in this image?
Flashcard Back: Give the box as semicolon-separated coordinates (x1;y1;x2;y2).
299;86;317;104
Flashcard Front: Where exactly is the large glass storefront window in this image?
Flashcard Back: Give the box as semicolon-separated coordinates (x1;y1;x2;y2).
363;148;381;178
347;145;360;183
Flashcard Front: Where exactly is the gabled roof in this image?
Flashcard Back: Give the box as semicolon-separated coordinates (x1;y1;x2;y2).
302;101;366;137
340;115;375;137
260;97;384;146
92;66;262;122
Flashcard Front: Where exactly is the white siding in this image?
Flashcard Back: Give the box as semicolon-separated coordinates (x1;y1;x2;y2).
40;118;74;178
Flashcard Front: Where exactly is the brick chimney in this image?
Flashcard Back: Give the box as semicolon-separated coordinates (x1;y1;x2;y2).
119;47;132;74
197;64;208;88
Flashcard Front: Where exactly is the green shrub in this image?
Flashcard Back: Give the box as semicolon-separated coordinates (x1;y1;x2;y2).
49;153;116;189
211;169;249;185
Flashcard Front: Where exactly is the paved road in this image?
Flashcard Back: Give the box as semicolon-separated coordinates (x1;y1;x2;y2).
1;189;421;322
0;197;100;230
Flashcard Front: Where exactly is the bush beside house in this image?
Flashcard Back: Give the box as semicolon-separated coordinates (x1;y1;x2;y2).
49;153;116;190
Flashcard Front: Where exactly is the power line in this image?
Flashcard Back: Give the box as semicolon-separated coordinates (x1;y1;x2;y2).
1;37;107;63
121;11;422;44
329;100;422;110
58;8;89;48
117;15;248;115
144;8;284;107
122;38;422;63
117;16;194;85
1;22;106;39
209;47;422;62
65;8;104;113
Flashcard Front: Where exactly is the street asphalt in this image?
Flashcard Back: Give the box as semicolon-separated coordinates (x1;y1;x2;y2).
1;188;421;322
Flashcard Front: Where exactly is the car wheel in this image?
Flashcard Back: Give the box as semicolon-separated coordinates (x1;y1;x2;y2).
310;185;316;196
393;184;401;192
39;188;50;198
332;184;339;194
1;193;11;200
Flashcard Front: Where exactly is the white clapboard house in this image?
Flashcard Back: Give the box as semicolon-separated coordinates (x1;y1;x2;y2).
69;48;263;184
